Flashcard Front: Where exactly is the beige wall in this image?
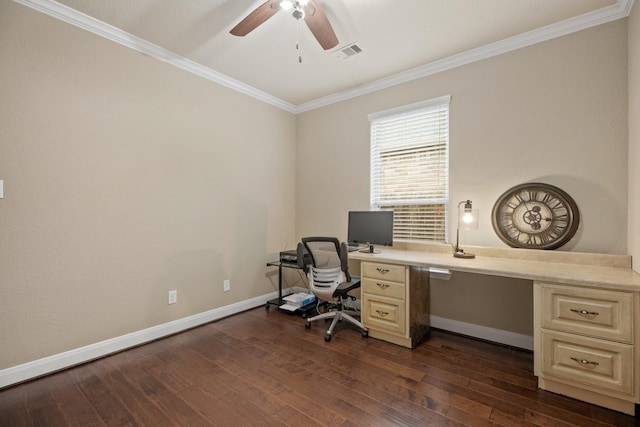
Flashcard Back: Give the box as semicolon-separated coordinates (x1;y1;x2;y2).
0;0;634;371
0;1;296;369
629;2;640;272
297;20;628;254
296;20;628;337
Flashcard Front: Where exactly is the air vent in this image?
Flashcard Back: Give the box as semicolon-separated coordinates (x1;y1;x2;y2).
335;43;363;60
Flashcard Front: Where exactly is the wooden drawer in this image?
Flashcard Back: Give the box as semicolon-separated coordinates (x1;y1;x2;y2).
540;330;633;395
362;262;406;283
362;294;405;335
541;283;633;343
362;277;405;300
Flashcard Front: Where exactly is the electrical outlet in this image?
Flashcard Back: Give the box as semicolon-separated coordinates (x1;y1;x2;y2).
168;290;177;304
223;279;230;292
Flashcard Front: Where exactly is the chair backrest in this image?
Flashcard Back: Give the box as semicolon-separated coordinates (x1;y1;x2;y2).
298;237;351;301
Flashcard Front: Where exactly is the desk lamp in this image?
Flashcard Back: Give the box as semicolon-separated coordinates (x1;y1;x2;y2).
454;200;477;259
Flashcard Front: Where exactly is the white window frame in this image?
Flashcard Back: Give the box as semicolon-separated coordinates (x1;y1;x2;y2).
368;95;451;243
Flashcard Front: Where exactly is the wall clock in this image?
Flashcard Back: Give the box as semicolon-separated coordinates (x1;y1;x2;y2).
491;183;580;250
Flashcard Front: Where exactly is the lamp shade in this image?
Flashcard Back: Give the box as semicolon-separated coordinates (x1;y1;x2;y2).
458;201;478;230
454;200;477;259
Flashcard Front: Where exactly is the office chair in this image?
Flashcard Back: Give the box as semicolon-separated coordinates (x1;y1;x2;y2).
297;237;368;342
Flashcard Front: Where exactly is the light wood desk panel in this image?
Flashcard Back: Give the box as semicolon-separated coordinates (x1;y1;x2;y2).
349;245;640;292
349;244;640;416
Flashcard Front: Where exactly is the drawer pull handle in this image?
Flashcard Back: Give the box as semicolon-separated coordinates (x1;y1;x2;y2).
376;268;390;274
375;310;389;317
570;308;599;316
376;283;389;289
570;357;599;367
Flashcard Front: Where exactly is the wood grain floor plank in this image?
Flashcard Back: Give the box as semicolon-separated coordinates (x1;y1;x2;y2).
469;379;616;427
268;339;463;423
44;370;106;427
272;404;327;427
24;385;69;427
202;335;352;426
134;374;213;426
212;346;356;425
1;307;639;426
0;381;35;427
67;369;139;426
489;408;535;427
84;359;175;426
181;348;287;417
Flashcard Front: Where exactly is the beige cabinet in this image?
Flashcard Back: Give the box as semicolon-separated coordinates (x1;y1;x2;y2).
534;281;639;415
361;261;430;348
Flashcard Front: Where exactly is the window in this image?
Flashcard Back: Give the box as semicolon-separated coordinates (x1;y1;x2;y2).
369;96;450;242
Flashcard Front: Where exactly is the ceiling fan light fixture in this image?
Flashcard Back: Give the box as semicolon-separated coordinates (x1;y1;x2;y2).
292;8;305;20
231;0;338;51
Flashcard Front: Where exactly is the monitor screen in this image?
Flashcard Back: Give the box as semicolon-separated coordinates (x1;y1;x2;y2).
347;210;394;253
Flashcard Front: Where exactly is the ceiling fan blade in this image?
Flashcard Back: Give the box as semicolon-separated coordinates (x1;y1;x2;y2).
304;0;339;50
230;0;281;36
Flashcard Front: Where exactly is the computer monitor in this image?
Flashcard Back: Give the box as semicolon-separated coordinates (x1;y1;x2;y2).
347;210;394;253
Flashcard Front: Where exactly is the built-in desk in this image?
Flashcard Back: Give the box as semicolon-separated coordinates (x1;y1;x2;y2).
349;243;640;416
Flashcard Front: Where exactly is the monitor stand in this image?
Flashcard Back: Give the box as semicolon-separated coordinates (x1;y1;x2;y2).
359;244;381;254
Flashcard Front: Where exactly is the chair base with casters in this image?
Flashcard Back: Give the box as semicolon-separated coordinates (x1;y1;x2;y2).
304;290;369;342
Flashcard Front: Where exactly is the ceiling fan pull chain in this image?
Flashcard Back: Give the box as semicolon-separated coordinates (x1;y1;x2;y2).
296;18;302;63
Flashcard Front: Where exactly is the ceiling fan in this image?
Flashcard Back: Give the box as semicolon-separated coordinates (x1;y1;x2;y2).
230;0;339;51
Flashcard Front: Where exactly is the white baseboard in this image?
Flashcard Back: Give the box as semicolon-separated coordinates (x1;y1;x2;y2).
1;293;533;389
0;291;279;389
430;315;534;351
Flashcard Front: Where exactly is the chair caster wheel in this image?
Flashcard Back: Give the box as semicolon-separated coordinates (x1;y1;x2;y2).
324;334;332;342
362;329;369;338
305;321;311;329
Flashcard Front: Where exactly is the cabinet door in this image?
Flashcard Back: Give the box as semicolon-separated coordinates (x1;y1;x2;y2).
541;330;634;395
541;283;633;343
362;262;406;283
362;294;406;335
361;278;405;300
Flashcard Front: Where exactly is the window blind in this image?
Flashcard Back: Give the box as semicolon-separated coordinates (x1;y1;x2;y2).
369;96;450;242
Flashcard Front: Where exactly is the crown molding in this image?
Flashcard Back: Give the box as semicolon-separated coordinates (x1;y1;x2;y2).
12;0;297;113
296;0;634;113
13;0;634;115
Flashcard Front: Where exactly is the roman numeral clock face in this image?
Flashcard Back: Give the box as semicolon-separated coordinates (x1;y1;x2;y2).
491;183;580;250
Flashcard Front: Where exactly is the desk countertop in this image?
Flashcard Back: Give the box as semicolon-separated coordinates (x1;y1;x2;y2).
349;246;640;292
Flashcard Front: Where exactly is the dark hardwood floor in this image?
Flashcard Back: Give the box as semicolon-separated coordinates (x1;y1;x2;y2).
1;306;639;426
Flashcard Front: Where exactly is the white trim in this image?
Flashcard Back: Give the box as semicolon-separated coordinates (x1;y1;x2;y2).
11;0;297;113
11;0;633;114
430;315;534;351
0;291;279;389
295;0;635;113
0;291;534;387
368;95;451;122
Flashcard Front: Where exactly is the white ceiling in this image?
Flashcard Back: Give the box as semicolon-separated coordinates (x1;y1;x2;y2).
19;0;632;112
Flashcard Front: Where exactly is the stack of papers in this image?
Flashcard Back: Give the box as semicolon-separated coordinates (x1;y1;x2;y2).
279;292;316;312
